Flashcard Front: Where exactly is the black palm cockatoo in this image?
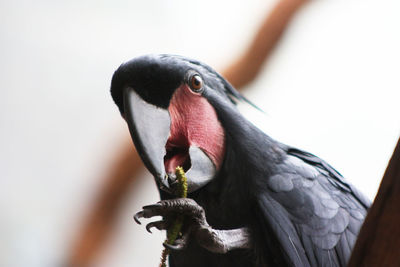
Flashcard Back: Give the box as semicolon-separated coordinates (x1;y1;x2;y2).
110;54;370;267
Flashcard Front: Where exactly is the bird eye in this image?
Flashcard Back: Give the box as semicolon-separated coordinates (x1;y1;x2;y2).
188;74;203;92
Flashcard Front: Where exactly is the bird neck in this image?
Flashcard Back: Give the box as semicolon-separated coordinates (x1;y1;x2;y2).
192;94;285;228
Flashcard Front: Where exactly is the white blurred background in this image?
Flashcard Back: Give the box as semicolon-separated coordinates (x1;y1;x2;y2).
0;0;399;266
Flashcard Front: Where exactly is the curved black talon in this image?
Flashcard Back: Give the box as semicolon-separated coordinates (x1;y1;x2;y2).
163;241;186;251
163;229;190;251
146;224;153;233
142;202;162;210
134;211;144;224
146;220;166;233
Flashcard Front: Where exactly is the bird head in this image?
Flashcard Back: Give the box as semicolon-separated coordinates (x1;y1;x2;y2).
111;54;245;194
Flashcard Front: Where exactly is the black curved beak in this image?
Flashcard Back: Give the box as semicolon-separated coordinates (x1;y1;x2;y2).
123;87;171;190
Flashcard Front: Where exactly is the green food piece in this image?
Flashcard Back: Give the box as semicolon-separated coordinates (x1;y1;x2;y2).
160;166;188;267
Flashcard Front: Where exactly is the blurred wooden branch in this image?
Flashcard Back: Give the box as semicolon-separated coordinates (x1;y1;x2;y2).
348;137;400;267
66;139;142;266
223;0;309;88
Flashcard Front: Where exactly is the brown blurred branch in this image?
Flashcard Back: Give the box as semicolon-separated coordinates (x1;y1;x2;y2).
66;139;142;266
348;137;400;267
223;0;309;88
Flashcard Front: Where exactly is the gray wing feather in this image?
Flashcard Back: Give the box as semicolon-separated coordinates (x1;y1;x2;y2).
257;147;369;267
257;195;311;267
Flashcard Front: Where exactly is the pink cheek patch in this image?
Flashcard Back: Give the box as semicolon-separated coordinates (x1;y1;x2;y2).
165;85;225;173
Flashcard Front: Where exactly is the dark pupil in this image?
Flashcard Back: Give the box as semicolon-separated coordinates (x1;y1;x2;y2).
193;76;201;87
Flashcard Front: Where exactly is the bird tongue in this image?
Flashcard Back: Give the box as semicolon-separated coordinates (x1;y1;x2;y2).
164;153;188;173
164;145;191;174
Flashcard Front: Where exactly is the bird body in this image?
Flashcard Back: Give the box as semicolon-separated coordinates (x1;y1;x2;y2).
111;54;369;267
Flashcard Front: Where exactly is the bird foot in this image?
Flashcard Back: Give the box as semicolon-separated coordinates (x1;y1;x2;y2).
134;198;252;253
